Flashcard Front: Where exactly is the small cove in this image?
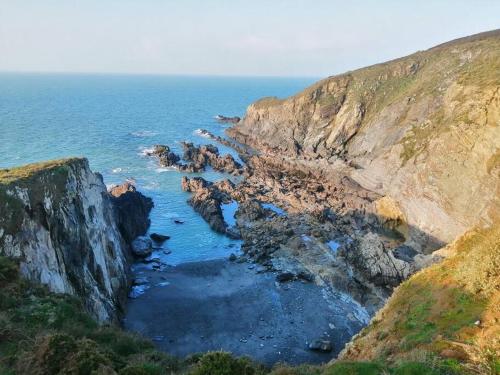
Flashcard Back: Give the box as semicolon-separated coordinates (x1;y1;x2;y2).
0;73;369;365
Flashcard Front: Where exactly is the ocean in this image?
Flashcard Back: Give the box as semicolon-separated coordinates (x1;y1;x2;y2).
0;73;315;264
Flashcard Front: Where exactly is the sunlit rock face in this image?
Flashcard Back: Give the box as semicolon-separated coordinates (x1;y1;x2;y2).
0;158;131;322
228;30;500;253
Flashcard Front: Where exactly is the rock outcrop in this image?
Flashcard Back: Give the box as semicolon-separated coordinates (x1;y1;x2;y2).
0;158;150;322
215;115;241;124
181;142;243;175
228;30;500;253
145;142;243;175
109;182;153;243
181;176;240;238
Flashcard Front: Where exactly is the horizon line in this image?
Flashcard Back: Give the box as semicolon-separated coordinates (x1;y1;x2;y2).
0;69;322;80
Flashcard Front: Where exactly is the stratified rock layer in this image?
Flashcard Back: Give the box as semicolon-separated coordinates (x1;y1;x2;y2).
228;30;500;252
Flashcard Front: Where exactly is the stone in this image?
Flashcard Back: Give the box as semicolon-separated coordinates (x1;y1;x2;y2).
131;236;153;258
150;233;170;243
276;272;295;283
229;253;237;261
215;115;241;124
308;339;332;352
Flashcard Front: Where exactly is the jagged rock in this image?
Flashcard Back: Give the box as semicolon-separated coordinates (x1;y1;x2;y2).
131;236;153;258
150;233;170;243
159;152;181;168
181;176;240;239
308;339;332;352
215;115;241;124
109;182;154;244
181;142;242;174
146;144;169;156
344;232;414;287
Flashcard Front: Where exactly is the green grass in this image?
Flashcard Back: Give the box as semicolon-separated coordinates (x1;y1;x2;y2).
0;158;83;185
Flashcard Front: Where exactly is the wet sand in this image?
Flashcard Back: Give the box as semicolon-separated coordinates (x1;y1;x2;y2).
123;259;367;366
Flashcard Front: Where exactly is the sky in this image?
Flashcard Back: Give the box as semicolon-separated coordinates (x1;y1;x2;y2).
0;0;499;77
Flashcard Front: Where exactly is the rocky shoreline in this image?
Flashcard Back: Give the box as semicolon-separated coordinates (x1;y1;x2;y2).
141;127;438;316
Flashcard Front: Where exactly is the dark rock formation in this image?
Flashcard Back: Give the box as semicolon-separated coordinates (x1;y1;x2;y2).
181;176;240;239
150;233;170;243
109;182;154;244
215;115;241;124
181;142;242;175
144;142;243;175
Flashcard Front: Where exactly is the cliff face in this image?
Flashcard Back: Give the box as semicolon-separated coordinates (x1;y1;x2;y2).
228;30;500;252
0;158;131;322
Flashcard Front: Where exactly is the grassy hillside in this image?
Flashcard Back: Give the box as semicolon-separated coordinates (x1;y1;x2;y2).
340;224;500;374
2;249;491;375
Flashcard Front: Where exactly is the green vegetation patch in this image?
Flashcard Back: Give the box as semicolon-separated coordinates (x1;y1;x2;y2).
0;158;83;185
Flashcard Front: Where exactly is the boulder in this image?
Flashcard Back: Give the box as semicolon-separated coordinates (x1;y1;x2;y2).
215;115;241;124
150;233;170;243
276;272;295;282
131;236;153;258
308;339;332;352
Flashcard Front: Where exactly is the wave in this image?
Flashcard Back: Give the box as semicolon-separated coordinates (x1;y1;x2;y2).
155;166;178;173
138;146;156;157
111;167;123;173
142;182;160;190
130;130;158;138
193;129;212;138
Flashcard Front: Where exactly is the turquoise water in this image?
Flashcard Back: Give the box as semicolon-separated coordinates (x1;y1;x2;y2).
0;73;315;264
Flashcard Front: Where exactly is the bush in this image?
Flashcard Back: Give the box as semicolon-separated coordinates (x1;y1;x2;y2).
190;351;259;375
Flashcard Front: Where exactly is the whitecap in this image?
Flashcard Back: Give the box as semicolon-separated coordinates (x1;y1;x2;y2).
194;128;212;138
143;182;160;190
111;167;123;173
155;166;177;173
130;130;158;138
138;146;156;157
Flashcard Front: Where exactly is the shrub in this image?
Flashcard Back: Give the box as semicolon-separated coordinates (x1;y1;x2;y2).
189;351;259;375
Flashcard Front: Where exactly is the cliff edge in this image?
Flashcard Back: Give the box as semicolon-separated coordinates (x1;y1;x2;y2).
0;158;145;322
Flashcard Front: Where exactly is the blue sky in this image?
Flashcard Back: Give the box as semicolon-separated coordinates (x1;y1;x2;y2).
0;0;499;77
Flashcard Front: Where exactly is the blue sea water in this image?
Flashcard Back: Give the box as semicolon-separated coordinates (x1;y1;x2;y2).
0;73;315;264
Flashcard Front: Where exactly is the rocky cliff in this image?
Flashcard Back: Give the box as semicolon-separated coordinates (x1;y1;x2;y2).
0;158;147;322
228;30;500;252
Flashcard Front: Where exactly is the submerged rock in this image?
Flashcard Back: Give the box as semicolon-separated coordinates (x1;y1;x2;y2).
215;115;241;124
